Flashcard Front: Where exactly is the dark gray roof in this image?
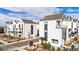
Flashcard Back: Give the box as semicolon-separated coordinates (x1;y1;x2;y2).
41;14;64;21
22;19;36;24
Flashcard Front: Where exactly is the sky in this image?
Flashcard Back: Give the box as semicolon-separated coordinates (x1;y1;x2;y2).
0;7;79;27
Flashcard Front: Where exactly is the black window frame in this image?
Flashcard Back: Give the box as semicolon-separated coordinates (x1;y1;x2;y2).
31;25;33;35
52;39;58;44
44;32;47;41
56;20;60;28
44;24;48;30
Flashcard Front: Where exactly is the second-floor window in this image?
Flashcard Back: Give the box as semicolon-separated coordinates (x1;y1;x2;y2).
56;20;60;28
31;25;33;34
44;22;48;31
44;24;47;30
19;24;22;30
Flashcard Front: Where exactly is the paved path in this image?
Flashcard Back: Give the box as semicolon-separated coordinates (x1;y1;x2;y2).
0;37;39;51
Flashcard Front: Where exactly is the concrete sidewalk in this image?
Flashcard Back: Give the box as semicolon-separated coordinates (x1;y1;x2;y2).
0;37;39;51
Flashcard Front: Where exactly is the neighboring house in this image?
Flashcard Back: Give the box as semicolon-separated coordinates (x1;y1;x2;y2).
39;14;79;47
4;21;16;36
22;19;37;38
4;19;37;38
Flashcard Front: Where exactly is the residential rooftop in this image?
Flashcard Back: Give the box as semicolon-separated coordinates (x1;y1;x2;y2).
41;13;64;21
22;19;37;24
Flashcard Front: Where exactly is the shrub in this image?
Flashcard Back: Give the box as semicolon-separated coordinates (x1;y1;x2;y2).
47;42;51;50
56;47;61;51
43;42;48;49
42;42;55;51
63;47;68;51
51;46;55;51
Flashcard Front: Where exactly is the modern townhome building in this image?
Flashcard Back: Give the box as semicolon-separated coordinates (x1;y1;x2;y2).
4;19;37;38
39;13;79;47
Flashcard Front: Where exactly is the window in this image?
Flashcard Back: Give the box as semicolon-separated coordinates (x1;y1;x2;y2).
69;34;71;38
71;22;73;28
19;31;22;33
69;29;71;32
74;28;78;34
56;20;60;28
22;24;23;35
75;28;77;30
44;32;47;41
11;31;13;33
31;25;33;34
62;29;66;40
52;39;58;44
19;24;20;28
44;24;47;30
44;22;48;31
19;24;21;28
37;29;39;36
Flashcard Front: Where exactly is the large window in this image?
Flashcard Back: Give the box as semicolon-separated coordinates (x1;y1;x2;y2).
19;31;22;33
44;24;47;30
44;22;48;41
56;20;60;28
62;29;66;40
52;39;58;44
19;24;22;30
31;25;33;34
44;32;47;41
22;24;23;35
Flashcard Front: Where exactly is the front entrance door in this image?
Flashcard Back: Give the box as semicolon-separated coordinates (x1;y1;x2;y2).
29;41;33;46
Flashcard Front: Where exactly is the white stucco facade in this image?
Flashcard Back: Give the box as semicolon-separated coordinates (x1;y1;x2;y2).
4;19;37;38
39;14;79;47
23;23;37;38
39;20;63;47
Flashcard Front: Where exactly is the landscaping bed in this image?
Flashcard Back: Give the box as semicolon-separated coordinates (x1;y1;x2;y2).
0;34;26;43
0;42;4;45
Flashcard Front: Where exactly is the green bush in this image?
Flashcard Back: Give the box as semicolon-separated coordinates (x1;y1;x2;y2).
43;42;48;49
51;46;55;51
47;42;51;50
42;42;55;51
41;41;57;51
56;47;61;51
63;47;68;51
